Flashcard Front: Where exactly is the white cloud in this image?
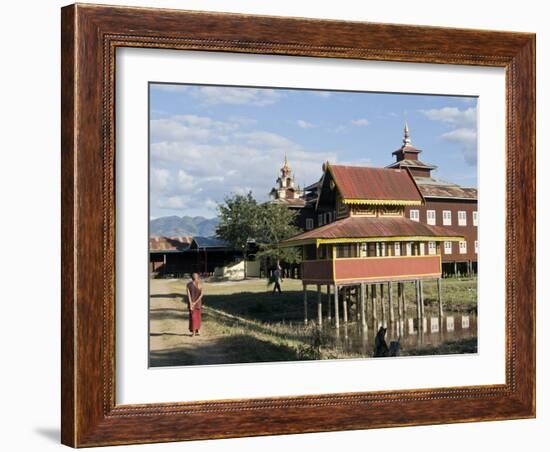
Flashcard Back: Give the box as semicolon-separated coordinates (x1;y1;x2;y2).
419;107;476;127
419;106;478;167
296;119;316;129
441;128;477;146
191;86;282;106
351;118;370;126
158;195;187;209
150;118;336;217
177;169;194;189
151;168;170;191
441;127;478;166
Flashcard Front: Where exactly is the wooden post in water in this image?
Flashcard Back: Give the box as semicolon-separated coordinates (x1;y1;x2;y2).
334;284;340;328
360;282;367;330
327;285;332;321
317;285;323;327
371;284;378;323
303;285;308;325
388;281;394;323
380;283;386;323
419;280;425;318
342;286;348;324
415;280;421;321
437;278;444;317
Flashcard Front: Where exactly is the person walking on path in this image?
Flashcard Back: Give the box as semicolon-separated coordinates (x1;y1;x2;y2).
186;273;204;336
272;264;283;295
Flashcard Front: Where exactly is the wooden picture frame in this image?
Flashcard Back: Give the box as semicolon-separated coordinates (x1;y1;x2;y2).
61;3;535;447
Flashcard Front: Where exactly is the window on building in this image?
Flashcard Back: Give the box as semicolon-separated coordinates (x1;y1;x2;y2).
318;214;324;227
459;241;467;254
427;210;436;225
406;242;412;256
325;212;332;224
305;218;314;230
444;241;452;255
428;241;437;255
419;243;425;255
458;210;467;226
394;242;401;256
336;244;354;258
380;242;386;256
473;211;478;226
410;209;420;222
360;242;368;257
475;240;479;254
443;210;452;226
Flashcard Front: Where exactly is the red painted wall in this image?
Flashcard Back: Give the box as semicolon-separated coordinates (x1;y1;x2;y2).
334;255;440;282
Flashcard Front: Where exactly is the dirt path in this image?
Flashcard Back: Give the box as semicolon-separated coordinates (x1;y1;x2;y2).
149;279;241;367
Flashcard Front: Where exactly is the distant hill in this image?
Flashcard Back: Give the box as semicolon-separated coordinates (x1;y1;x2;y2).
150;216;219;238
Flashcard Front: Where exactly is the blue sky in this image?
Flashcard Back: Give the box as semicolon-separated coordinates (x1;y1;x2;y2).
149;84;477;219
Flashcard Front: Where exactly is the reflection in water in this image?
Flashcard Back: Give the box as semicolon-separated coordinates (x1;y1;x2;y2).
324;313;477;357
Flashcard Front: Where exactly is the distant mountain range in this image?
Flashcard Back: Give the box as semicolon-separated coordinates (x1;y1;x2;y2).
150;216;219;238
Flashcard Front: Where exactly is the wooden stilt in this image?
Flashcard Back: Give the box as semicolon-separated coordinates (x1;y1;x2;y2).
419;280;425;318
360;283;367;329
380;283;386;322
303;285;308;325
327;285;332;321
437;278;444;317
317;284;323;327
371;284;377;321
388;281;394;323
415;280;421;321
342;286;348;324
334;285;340;328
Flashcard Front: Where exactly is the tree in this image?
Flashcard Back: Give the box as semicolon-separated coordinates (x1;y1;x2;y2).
255;202;301;265
216;191;260;253
216;192;302;276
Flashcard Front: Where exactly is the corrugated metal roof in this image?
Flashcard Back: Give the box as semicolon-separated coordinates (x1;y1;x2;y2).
415;178;477;200
149;236;192;252
190;236;230;249
387;159;437;170
392;144;422;155
329;165;423;202
284;216;463;244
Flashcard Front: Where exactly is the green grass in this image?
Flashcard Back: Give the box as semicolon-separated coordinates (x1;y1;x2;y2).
155;276;477;365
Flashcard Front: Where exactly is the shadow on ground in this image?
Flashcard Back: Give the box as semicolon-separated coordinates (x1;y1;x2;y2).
149;333;301;367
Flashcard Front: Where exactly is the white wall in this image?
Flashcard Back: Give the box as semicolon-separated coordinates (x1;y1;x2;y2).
0;1;546;451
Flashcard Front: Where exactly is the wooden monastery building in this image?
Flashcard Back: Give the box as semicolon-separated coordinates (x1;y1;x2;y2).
282;160;465;327
275;124;478;278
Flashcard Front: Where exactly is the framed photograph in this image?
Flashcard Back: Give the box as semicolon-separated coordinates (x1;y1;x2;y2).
61;3;535;447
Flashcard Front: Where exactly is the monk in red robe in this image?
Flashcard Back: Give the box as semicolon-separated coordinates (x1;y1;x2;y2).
186;273;204;336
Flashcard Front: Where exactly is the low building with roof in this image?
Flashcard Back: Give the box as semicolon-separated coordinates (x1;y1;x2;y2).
149;236;241;277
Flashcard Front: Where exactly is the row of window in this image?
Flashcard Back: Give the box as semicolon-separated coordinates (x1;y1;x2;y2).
410;209;478;227
445;240;478;254
333;240;478;259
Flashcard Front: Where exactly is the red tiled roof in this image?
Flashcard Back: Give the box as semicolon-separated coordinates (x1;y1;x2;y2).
284;216;463;245
149;236;192;252
329;165;423;203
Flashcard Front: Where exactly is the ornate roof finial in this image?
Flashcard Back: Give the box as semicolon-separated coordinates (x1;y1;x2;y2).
284;153;288;167
403;122;412;146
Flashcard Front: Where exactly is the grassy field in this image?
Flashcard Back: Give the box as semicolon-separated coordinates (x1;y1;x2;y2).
149;277;477;367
